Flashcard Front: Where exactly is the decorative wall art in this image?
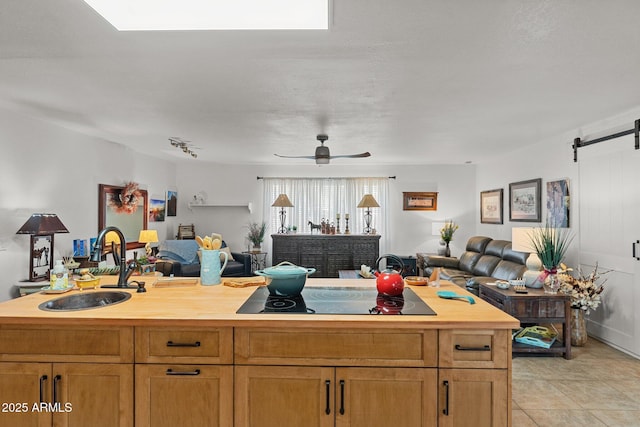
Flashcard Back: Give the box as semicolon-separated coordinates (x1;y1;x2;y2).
167;190;177;217
480;188;503;224
509;178;542;222
403;192;438;211
547;179;570;227
98;183;148;248
149;199;166;222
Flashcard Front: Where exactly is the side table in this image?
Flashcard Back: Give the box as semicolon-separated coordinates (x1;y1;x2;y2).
243;251;267;274
479;283;571;360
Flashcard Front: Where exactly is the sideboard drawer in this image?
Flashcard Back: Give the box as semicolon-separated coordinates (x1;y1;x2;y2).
135;327;233;364
439;329;509;369
235;328;437;367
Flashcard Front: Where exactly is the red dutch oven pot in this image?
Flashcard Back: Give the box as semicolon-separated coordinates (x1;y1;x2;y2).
374;254;406;296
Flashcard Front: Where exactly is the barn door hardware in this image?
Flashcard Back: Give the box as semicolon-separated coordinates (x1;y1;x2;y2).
573;119;639;162
633;240;640;261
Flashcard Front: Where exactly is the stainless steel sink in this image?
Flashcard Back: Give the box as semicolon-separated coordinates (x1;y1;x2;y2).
38;291;132;311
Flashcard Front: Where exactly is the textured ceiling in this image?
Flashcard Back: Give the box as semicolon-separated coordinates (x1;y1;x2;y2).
2;0;640;165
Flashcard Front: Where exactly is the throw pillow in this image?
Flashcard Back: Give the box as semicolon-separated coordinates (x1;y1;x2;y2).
220;246;235;262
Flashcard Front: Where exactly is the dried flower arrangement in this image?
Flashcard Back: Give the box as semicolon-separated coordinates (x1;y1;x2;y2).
559;263;609;314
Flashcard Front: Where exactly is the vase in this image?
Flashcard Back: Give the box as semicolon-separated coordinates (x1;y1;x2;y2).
444;242;451;257
200;249;228;285
542;267;560;294
571;308;588;346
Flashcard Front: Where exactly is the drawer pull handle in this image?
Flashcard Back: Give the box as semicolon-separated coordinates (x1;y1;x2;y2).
166;369;201;376
443;380;450;415
339;379;345;415
166;340;201;347
53;375;62;404
455;344;490;351
325;380;331;415
39;375;48;403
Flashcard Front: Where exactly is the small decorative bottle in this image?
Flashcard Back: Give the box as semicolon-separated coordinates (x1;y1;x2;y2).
50;260;69;290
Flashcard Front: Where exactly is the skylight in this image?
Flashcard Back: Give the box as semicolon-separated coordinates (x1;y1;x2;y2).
83;0;329;31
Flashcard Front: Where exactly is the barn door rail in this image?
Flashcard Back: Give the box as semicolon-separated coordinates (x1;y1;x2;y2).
573;119;640;162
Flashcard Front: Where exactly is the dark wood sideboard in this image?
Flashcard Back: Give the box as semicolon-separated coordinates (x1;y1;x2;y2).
271;234;381;278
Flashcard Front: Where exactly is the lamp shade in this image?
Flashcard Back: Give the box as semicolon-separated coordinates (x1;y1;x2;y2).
357;194;379;208
511;227;535;252
16;213;69;235
272;194;294;207
138;229;159;244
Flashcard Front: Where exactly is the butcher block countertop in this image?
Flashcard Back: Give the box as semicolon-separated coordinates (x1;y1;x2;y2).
0;277;519;329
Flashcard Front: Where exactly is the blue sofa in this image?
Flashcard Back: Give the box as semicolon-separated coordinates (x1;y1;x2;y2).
154;239;251;277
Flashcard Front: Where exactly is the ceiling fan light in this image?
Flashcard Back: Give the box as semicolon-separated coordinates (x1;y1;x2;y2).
316;157;330;165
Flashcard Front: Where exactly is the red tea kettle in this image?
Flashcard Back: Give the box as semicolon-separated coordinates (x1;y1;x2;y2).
374;254;406;296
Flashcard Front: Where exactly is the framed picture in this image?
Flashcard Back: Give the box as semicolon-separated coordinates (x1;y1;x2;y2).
480;188;503;224
547;179;570;227
99;183;148;249
30;234;53;281
403;192;438;211
149;198;166;222
167;190;177;216
509;178;542;222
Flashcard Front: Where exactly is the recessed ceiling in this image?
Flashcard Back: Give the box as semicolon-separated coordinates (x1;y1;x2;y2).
1;0;639;165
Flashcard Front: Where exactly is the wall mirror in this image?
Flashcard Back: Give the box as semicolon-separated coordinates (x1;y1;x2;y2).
98;183;148;249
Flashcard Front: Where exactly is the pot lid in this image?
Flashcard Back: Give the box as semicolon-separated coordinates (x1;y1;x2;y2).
261;261;309;276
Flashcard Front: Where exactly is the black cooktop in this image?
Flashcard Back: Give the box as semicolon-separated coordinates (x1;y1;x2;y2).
236;286;437;315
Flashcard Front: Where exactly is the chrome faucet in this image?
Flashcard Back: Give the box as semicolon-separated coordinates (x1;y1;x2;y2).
91;226;138;288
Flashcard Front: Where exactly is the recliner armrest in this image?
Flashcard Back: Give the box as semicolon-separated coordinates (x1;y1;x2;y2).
423;255;460;269
231;251;252;276
155;259;183;276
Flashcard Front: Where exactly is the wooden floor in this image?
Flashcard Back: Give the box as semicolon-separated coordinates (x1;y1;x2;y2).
513;338;640;426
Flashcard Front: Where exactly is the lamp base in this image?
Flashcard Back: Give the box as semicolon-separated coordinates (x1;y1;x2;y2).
524;253;543;288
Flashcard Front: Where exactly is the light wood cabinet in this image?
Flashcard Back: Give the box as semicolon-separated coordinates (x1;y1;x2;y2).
438;369;509;427
0;326;134;427
134;327;234;427
235;365;437;427
0;362;133;427
135;364;233;427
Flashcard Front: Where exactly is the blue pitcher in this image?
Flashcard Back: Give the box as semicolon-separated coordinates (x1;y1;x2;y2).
200;249;228;285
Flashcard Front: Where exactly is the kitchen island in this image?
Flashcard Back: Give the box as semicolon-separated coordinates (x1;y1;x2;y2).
0;277;518;427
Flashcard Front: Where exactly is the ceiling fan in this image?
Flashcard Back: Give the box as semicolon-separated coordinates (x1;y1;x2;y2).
275;134;371;164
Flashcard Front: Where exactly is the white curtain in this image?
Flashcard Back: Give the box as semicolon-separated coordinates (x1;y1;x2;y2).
262;177;389;261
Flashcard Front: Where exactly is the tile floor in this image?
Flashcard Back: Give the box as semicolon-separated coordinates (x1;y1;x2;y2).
513;338;640;426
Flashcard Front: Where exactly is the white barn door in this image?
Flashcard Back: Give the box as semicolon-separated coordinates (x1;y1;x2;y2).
578;135;640;357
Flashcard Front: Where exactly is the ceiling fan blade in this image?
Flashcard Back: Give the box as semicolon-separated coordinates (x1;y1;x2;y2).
329;152;371;159
274;154;317;159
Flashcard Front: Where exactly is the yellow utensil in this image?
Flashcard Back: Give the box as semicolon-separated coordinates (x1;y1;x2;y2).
211;238;222;250
203;236;213;250
195;236;205;248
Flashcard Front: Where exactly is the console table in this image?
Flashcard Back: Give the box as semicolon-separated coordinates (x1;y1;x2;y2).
271;234;380;278
479;283;571;359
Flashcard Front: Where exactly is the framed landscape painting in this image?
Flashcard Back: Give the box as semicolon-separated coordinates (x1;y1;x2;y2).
509;178;542;222
480;188;503;224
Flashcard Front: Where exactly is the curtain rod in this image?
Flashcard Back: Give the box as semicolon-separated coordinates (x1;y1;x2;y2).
257;176;396;180
573;119;639;162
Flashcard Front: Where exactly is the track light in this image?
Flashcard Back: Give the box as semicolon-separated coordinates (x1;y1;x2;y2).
169;137;199;159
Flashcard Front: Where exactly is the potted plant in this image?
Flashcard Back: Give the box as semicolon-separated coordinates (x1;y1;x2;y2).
440;221;459;257
247;222;267;252
528;225;574;294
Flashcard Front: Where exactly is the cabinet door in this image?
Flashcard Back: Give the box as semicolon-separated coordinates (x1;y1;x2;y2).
335;367;437;427
438;369;509;427
235;365;335;427
53;363;133;427
0;362;52;427
135;364;232;427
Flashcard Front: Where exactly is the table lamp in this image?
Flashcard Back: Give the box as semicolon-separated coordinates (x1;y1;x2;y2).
511;227;543;288
16;213;69;281
272;194;294;234
138;229;159;257
357;194;379;234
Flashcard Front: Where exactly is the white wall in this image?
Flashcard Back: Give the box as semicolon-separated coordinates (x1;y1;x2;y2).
175;162;477;264
0;108;176;301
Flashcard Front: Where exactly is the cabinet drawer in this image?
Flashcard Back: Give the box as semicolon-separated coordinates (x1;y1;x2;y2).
0;325;133;363
235;328;437;367
135;327;233;364
439;330;509;369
